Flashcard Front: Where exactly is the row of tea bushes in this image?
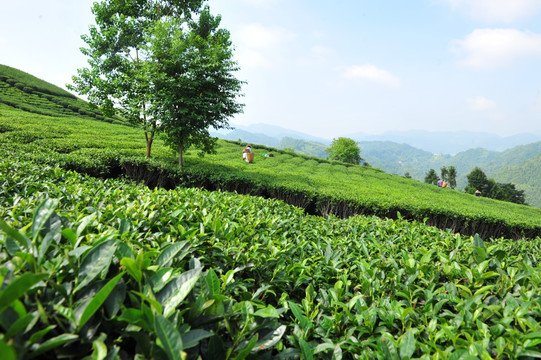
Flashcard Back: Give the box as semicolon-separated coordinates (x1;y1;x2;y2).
1;158;541;358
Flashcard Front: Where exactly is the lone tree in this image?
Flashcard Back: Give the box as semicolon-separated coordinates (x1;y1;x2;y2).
70;0;243;163
325;137;363;164
147;7;244;166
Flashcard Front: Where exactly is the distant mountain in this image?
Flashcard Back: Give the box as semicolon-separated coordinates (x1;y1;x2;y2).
278;137;327;158
228;123;331;145
211;128;280;147
349;130;541;155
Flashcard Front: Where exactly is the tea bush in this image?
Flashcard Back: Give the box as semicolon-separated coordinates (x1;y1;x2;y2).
1;157;541;359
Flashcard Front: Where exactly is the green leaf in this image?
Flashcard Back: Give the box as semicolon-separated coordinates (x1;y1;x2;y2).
27;334;78;359
399;329;416;359
254;305;279;318
181;329;213;350
519;349;541;358
0;338;16;360
0;273;47;314
379;336;399;360
61;228;77;245
473;285;495;297
472;234;487;264
0;219;31;250
154;314;183;360
78;272;124;329
120;257;142;283
157;267;202;317
156;241;191;267
299;338;314;360
288;301;311;331
31;198;59;241
233;334;258;360
75;239;117;293
151;267;174;293
255;325;286;351
5;313;36;338
205;269;221;298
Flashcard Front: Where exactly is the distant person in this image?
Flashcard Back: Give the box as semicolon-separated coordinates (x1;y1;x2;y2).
242;145;252;161
442;181;448;188
475;189;481;197
437;178;443;187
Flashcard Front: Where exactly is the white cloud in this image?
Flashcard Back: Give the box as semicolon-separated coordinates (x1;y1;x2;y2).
441;0;541;22
235;23;296;68
467;96;497;110
452;28;541;68
343;64;401;88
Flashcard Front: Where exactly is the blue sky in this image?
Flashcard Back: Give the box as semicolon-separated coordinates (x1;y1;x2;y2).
2;0;541;139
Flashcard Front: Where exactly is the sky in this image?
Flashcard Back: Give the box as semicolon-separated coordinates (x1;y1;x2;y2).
1;0;541;140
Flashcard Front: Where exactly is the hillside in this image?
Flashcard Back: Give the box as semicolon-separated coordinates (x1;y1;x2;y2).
0;64;126;125
211;126;541;207
2;65;541;236
2;65;541;358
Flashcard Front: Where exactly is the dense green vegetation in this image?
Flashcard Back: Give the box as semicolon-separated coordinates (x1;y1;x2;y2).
2;65;541;358
2;157;541;359
2;96;541;240
0;65;126;125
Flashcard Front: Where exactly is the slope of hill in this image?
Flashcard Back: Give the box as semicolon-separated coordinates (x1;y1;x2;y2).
2;65;541;239
0;64;126;125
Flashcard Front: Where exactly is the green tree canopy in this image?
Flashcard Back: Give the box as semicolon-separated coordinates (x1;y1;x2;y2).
325;137;363;164
146;7;244;166
70;0;241;162
465;166;489;194
424;168;438;185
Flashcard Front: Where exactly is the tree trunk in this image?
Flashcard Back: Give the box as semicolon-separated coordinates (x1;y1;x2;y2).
144;123;156;158
178;141;184;167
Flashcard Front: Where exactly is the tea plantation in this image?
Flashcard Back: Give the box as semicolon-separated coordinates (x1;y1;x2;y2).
1;66;541;358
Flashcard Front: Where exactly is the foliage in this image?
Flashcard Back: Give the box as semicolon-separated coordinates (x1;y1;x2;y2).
2;102;541;240
445;166;457;189
0;65;122;124
466;167;526;205
325;137;363;165
69;0;205;158
2;158;541;359
424;169;438;185
147;6;244;166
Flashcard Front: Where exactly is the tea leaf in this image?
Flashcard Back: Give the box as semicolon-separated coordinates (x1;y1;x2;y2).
27;334;78;359
0;219;31;250
78;272;124;329
156;241;191;267
181;329;213;350
31;198;59;241
233;334;258;360
75;239;117;293
399;329;416;359
254;305;279;318
255;325;286;350
299;338;314;360
0;339;16;360
0;273;47;314
154;314;183;360
157;267;202;317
